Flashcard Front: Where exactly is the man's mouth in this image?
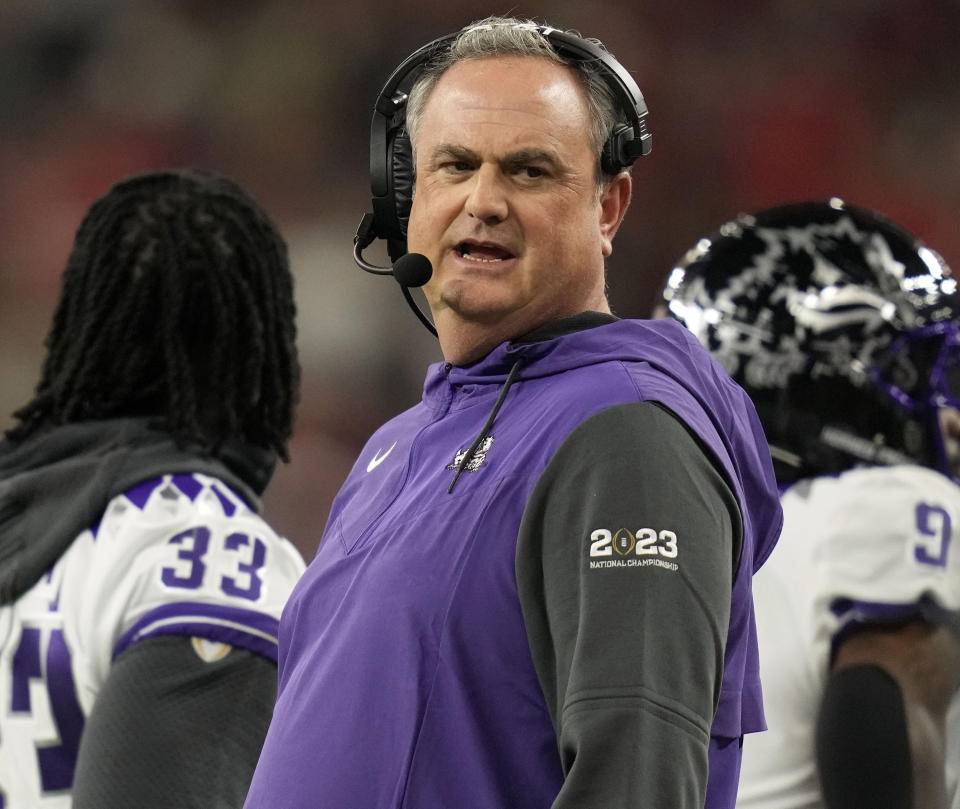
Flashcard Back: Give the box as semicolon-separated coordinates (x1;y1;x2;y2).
455;241;515;263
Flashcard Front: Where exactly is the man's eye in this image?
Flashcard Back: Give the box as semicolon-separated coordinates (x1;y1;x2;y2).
519;166;546;179
443;161;471;172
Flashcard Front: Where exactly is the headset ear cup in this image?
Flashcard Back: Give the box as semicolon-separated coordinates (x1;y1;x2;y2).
600;123;632;176
390;128;414;238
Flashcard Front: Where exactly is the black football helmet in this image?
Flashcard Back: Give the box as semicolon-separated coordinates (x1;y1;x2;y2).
662;199;960;484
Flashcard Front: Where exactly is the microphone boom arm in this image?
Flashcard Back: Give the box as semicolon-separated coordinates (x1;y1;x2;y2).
401;285;438;337
353;215;438;337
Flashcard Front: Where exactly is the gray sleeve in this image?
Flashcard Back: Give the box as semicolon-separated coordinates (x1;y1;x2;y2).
71;635;277;809
516;401;741;809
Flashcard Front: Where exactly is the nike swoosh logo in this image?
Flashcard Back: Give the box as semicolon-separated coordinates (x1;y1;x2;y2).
366;441;397;473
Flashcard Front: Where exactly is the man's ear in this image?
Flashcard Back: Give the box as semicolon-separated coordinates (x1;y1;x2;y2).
599;172;632;257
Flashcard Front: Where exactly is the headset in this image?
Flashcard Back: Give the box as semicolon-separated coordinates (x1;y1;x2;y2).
353;22;654;336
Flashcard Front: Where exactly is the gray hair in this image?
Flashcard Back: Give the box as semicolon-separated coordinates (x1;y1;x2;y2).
404;17;624;186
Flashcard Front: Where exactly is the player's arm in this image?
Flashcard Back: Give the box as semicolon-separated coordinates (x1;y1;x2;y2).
516;401;741;809
816;619;960;809
71;635;277;809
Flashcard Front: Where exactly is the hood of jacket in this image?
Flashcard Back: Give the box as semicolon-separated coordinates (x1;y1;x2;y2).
0;418;275;605
422;313;782;568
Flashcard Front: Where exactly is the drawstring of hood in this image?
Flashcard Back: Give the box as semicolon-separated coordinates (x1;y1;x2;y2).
440;314;619;494
448;359;523;493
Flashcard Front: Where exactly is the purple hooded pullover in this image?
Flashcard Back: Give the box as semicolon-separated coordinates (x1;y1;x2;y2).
245;316;782;809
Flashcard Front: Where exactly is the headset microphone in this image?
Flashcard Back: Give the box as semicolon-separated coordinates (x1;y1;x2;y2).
353;217;438;336
392;252;432;287
396;257;436;336
392;252;436;336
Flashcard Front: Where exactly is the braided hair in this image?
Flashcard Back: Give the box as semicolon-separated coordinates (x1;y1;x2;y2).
8;169;300;460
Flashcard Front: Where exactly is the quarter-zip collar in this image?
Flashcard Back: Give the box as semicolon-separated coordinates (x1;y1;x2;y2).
431;312;736;492
425;313;716;400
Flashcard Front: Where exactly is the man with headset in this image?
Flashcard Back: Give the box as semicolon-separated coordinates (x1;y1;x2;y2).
244;17;782;809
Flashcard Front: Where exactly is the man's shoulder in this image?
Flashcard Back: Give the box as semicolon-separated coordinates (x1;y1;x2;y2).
789;464;960;509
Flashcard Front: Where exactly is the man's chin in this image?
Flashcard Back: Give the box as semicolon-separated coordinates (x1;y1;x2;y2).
437;286;517;326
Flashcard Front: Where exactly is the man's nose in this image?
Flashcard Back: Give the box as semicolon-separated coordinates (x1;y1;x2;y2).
464;165;508;225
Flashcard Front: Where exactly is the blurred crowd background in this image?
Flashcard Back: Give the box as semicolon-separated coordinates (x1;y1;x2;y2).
2;0;958;559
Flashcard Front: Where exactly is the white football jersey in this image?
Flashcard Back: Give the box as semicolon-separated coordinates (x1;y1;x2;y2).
737;464;960;808
0;472;305;808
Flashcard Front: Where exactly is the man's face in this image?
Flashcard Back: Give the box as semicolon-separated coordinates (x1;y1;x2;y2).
406;55;629;360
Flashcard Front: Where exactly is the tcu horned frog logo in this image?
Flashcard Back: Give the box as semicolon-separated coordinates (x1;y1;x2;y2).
588;527;679;571
446;436;494;472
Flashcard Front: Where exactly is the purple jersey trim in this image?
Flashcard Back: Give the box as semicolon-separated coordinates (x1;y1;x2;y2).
171;473;203;501
212;483;238;517
829;595;950;620
830;596;959;656
113;601;280;662
124;478;163;509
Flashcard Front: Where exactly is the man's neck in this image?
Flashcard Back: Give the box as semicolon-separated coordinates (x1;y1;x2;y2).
437;305;614;366
513;311;619;344
437;320;513;366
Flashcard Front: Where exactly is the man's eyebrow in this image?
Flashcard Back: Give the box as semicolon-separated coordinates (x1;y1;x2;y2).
501;149;563;170
426;145;566;172
428;144;479;165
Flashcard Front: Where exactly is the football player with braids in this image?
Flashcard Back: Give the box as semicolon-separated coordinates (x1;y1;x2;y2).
0;169;305;808
663;200;960;809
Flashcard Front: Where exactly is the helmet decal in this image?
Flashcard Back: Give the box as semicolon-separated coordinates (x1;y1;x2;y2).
663;200;960;482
